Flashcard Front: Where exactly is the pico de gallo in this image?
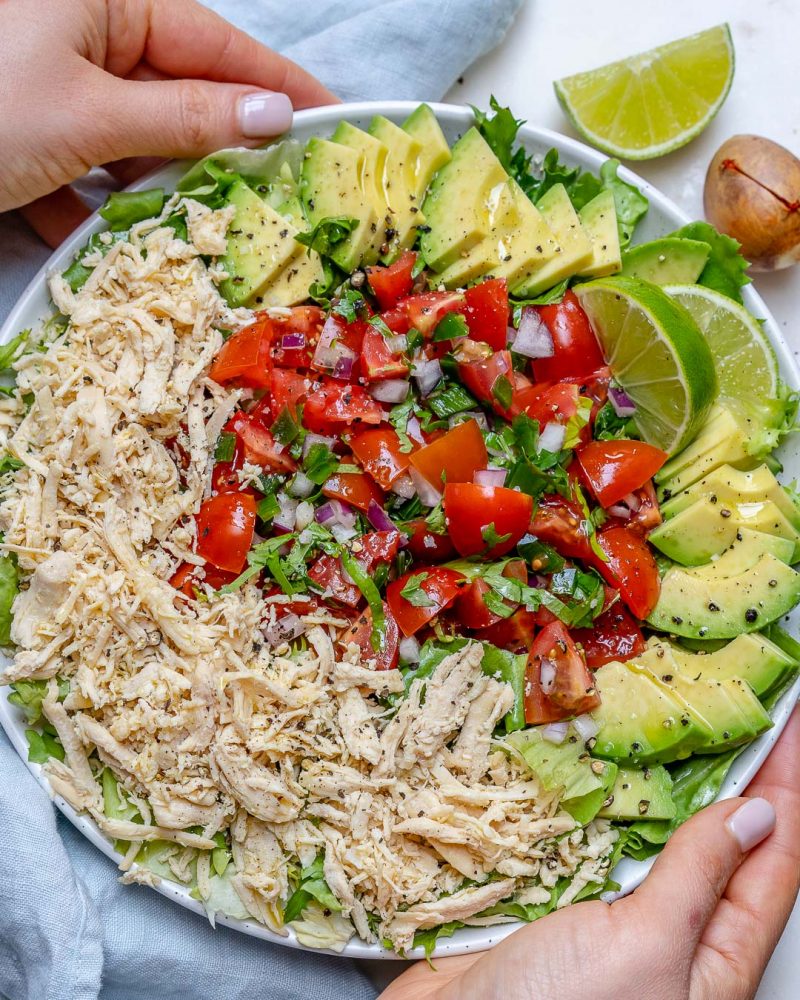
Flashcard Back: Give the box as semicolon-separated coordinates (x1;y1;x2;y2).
172;255;669;726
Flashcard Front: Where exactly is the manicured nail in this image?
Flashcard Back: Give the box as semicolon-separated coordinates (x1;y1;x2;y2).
726;797;776;852
238;91;293;138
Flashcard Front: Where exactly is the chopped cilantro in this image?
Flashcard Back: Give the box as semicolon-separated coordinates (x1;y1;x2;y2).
295;216;359;257
481;522;512;549
332;287;367;323
399;572;435;607
258;472;285;495
0;454;24;476
593;401;637;441
424;502;446;534
340;550;386;652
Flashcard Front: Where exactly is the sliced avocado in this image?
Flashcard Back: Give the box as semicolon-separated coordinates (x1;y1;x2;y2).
763;623;800;662
369;115;425;257
635;647;771;753
656;405;757;496
420;127;508;271
621;238;711;285
300;137;377;273
331;122;391;263
598;765;677;821
402;103;451;196
661;463;800;530
506;726;617;824
650;496;800;565
647;634;796;700
259;250;325;307
648;530;800;639
577;190;622;278
515;184;593;296
219;180;303;307
492;178;559;288
591;659;701;765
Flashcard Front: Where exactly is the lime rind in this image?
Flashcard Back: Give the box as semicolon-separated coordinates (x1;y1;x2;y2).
554;25;735;160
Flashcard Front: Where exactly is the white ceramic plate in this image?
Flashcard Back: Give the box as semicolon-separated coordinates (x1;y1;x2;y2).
1;101;798;961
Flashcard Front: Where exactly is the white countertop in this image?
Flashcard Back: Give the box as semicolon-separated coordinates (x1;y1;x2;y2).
445;2;799;997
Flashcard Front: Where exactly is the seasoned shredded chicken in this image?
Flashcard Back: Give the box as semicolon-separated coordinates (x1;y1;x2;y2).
0;205;617;952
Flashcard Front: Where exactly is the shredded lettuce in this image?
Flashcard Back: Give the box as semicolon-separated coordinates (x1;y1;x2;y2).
0;330;30;371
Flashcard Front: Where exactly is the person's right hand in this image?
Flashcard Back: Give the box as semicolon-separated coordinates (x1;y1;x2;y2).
1;0;337;245
382;706;800;1000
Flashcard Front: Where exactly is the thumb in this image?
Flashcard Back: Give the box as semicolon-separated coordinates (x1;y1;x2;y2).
87;75;294;162
630;795;776;945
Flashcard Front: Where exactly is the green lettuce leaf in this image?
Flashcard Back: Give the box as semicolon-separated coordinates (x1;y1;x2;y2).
0;330;29;371
25;728;65;764
669;221;751;303
99;189;165;231
0;551;18;645
283;855;342;924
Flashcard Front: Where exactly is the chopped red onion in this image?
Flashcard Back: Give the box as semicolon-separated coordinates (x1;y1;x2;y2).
539;657;557;694
513;308;554;359
303;432;336;457
386;334;408;354
607;504;631;520
391;473;416;499
289;471;315;498
367;499;397;532
408;466;442;508
399;635;421;663
474;467;507;488
608;385;637;418
264;613;304;645
331;523;358;543
315;499;356;530
506;324;517;347
280;332;306;350
413;358;443;397
539;422;566;453
406;415;425;445
623;491;641;512
541;721;569;744
333;354;356;380
369;379;409;403
573;714;599;741
313;315;357;379
528;572;549;589
274;494;298;532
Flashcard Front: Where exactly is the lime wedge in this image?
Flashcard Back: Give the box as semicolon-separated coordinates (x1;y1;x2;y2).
573;277;718;453
664;284;778;400
554;25;735;160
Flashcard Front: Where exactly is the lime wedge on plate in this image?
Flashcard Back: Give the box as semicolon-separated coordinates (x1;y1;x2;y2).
664;284;778;400
554;24;735;160
573;277;717;453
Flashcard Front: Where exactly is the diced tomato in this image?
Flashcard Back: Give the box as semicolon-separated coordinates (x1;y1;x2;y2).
195;492;256;574
474;607;537;653
303;379;385;434
170;561;238;598
531;291;604;382
531;606;559;627
360;326;409;382
590;525;661;620
463;278;509;351
322;460;384;513
381;305;412;336
524;621;600;724
268;369;312;422
574;366;611;410
404;518;457;563
266;306;325;369
226;412;296;473
515;382;580;428
443;483;533;558
211;460;242;493
572;605;646;669
458;349;512;410
339;603;400;670
408;418;488;492
209;319;272;389
311;314;366;380
366;251;417;311
263;587;327;620
350;426;412;489
529;494;592;561
619;480;663;534
403;291;464;335
386;566;468;636
455;559;527;629
308;530;401;607
576;440;668;508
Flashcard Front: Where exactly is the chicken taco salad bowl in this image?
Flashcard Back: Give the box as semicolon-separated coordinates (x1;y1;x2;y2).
1;101;799;960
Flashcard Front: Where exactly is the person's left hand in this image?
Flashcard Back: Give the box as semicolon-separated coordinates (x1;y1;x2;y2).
381;706;800;1000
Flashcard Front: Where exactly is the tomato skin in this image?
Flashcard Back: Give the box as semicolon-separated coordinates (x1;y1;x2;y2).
576;440;668;508
268;369;313;423
474;608;537;653
381;305;412;336
209;319;272;389
515;382;580;427
590;525;661;620
572;605;646;669
463;278;509;351
405;518;457;563
226;412;296;473
458;348;511;406
386;566;468;636
408;418;488;492
308;530;401;607
617;480;663;534
322;461;384;512
340;604;400;670
195;492;256;574
360;326;409;381
403;291;464;335
455;559;527;629
266;306;324;369
303;379;385;434
350;426;412;489
532;291;604;382
366;251;417;311
524;621;600;724
529;494;592;561
170;561;237;597
443;483;533;558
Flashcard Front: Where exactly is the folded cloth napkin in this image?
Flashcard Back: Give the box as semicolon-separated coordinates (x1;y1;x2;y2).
0;1;523;998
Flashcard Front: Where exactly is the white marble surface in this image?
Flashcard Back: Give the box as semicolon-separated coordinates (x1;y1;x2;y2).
441;2;798;997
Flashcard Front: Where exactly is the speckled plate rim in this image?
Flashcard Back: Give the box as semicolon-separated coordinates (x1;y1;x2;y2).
1;101;798;961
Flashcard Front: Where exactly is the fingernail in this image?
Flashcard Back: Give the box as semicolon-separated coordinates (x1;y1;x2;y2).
238;91;293;138
726;797;776;852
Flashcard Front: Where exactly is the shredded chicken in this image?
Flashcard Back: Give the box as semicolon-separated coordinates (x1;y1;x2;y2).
0;205;618;952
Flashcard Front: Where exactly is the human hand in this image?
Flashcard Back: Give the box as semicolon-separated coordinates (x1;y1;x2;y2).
1;0;337;245
382;706;800;1000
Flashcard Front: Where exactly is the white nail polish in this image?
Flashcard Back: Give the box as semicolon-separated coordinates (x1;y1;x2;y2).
238;91;293;138
726;797;776;852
